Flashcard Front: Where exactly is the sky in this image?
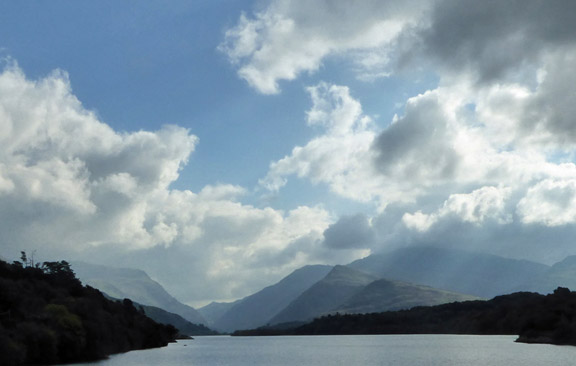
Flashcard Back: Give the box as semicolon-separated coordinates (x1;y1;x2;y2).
1;0;576;306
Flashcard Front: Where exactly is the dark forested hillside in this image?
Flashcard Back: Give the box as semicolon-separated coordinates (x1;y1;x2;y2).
234;288;576;346
0;258;177;366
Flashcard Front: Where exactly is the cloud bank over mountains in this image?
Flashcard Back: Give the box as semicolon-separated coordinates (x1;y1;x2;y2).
226;0;576;262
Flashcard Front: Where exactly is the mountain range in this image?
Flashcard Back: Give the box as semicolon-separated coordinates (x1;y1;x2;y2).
269;265;479;325
334;277;478;314
72;246;576;334
269;265;378;324
202;246;576;332
348;246;550;298
208;264;333;332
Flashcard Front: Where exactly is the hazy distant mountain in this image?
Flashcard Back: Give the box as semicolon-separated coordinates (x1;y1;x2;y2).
348;246;550;298
198;300;241;326
269;265;378;325
335;278;479;314
524;255;576;294
140;305;217;336
213;264;333;332
72;261;206;325
98;291;216;336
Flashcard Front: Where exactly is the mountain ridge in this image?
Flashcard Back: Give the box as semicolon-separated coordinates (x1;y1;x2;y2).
211;264;333;332
269;265;378;325
348;246;550;298
335;278;479;314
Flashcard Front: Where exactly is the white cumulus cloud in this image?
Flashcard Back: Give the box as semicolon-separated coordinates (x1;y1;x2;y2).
517;179;576;227
403;186;513;232
260;82;385;204
220;0;430;94
0;62;337;304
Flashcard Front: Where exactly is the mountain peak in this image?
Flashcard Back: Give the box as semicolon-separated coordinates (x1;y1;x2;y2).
323;265;378;285
269;266;377;325
211;264;333;332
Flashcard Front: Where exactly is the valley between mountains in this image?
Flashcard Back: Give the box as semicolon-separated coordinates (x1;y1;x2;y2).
71;246;576;334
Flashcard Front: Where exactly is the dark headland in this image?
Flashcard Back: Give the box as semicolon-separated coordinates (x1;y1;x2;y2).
0;258;178;366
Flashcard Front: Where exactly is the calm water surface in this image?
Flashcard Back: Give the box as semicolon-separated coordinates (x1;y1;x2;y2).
70;335;576;366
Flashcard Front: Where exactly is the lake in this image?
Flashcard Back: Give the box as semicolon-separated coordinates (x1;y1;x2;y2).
69;334;576;366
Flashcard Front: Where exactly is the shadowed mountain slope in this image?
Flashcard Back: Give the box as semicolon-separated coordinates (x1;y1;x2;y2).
198;300;240;327
269;265;377;325
335;278;479;314
72;261;206;325
139;305;217;336
348;246;549;298
213;264;333;332
524;255;576;294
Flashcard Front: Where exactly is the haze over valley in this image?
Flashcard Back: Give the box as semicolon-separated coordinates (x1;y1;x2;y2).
67;245;576;334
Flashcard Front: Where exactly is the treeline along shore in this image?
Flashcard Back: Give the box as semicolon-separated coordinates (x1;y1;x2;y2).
0;257;178;366
234;287;576;346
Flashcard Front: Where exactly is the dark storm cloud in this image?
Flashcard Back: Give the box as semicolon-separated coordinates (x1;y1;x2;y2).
323;214;375;249
415;0;576;83
372;91;460;182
